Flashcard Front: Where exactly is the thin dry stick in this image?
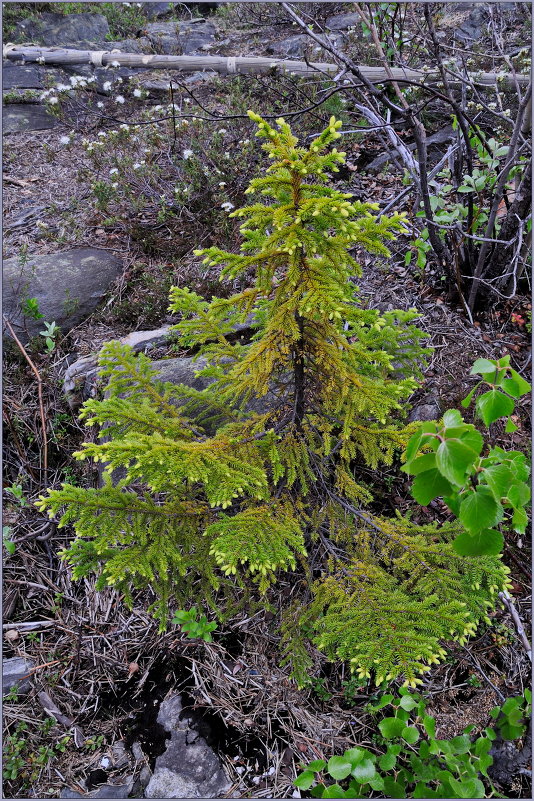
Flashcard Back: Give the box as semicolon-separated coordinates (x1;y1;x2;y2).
499;591;532;662
3;317;48;473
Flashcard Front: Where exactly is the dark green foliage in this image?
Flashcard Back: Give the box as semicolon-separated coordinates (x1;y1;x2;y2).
38;113;509;683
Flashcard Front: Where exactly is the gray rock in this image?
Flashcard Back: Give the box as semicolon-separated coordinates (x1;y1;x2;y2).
408;399;441;422
2;64;44;89
100;37;152;54
3;248;123;341
2;657;35;696
451;3;486;42
3;103;59;133
157;694;188;732
59;779;133;799
139;765;152;788
266;34;312;60
267;32;345;60
142;2;173;19
120;324;172;352
325;13;361;31
13;12;110;47
145;694;230;799
143;20;216;55
152;355;213;392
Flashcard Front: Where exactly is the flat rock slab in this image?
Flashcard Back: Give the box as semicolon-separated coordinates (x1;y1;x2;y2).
13;11;110;47
3;248;123;341
2;63;44;89
3;103;59;133
3;657;35;696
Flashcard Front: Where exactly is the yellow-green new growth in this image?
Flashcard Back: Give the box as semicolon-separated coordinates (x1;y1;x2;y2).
37;113;508;681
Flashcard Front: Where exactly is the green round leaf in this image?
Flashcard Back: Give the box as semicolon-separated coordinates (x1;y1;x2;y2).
470;358;497;376
423;715;436;739
507;482;531;508
399;695;418;711
294;772;316;789
378;717;405;739
452;528;504;556
442;409;464;427
378;751;397;771
307;760;327;772
436;439;478;486
401;726;420;744
327;756;352;781
482;464;514;500
512;507;528;534
351;758;376;783
322;783;346;798
459;488;502;534
411;469;453;506
476;389;514;426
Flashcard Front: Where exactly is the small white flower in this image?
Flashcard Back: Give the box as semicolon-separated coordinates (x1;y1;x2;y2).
56;83;69;92
98;131;106;137
183;98;190;104
133;162;143;169
115;95;125;104
103;81;112;91
87;144;94;152
119;123;130;130
97;101;104;108
217;128;227;134
224;152;230;159
133;88;142;98
242;139;250;145
218;182;227;187
111;182;118;189
182;149;194;160
110;60;121;68
48;96;58;105
59;135;70;145
221;202;235;212
109;168;119;175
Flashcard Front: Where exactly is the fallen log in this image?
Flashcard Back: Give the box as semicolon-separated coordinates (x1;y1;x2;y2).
2;44;530;89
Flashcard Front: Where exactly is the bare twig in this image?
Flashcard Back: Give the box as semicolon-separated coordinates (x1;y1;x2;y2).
3;317;48;474
499;591;532;662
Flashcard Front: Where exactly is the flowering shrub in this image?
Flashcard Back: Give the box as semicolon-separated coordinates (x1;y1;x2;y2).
47;76;266;256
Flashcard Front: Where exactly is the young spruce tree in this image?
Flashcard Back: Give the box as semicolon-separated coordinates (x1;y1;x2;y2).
39;113;510;687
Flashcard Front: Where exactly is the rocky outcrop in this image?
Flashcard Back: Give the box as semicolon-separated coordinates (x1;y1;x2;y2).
13;11;110;47
3;248;123;341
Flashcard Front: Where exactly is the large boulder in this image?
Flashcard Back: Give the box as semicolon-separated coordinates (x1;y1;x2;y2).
3;248;123;341
145;695;230;799
13;11;110;47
